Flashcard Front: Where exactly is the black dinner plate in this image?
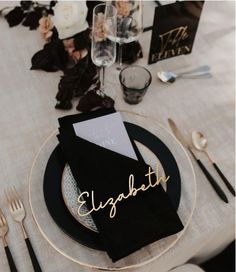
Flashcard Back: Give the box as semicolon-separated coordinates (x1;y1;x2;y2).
43;122;181;251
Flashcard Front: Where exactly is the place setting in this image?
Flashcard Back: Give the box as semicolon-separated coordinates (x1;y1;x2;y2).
28;107;196;270
0;1;235;271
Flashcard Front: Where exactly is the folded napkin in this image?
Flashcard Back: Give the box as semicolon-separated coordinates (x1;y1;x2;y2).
58;108;184;262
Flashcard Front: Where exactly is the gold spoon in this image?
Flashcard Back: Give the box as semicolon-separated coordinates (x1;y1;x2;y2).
192;131;235;196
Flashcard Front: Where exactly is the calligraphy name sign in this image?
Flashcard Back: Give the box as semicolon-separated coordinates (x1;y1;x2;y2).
148;1;204;64
77;164;170;219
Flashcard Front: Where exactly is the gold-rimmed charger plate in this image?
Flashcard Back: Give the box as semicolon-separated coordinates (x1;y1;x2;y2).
28;112;196;271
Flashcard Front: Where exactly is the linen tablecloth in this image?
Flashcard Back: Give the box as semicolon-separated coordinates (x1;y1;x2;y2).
170;264;205;272
0;1;234;271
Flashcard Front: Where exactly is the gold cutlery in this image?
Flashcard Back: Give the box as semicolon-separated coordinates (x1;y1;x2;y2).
192;131;235;196
5;187;42;272
0;208;18;272
168;119;228;203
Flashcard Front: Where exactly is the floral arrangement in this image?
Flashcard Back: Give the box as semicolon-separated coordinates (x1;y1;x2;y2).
1;1;142;112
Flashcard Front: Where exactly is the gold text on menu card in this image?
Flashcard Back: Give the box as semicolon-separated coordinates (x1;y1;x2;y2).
77;164;170;219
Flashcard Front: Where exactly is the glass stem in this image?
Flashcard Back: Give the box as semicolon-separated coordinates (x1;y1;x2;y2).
117;43;123;69
100;66;105;94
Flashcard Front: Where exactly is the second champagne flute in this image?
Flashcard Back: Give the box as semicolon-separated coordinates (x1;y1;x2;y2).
91;3;117;95
107;0;143;70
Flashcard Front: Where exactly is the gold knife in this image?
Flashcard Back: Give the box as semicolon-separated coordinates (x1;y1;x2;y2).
168;118;228;203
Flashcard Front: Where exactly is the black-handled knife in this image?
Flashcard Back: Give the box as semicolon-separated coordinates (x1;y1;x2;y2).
168;118;228;203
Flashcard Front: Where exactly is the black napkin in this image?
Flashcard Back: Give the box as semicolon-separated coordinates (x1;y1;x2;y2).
58;109;184;262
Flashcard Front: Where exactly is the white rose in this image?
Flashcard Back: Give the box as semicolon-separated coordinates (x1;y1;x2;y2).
53;1;88;39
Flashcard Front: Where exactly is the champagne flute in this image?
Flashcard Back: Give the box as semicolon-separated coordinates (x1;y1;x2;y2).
91;3;117;95
107;0;143;70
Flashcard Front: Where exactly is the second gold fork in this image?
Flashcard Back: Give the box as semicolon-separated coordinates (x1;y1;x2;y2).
5;186;42;272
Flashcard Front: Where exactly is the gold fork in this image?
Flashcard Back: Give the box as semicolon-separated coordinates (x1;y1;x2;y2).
0;208;18;272
5;187;42;272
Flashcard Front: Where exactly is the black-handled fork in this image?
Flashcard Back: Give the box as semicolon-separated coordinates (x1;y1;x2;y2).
5;187;42;272
0;208;18;272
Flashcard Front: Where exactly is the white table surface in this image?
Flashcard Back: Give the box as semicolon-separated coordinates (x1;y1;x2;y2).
0;1;235;272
